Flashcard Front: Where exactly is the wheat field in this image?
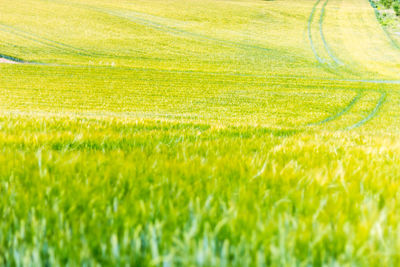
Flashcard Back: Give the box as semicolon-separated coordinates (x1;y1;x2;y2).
1;0;400;265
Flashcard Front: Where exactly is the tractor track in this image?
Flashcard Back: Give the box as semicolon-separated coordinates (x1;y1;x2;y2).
308;0;326;64
0;23;149;60
319;0;344;65
90;8;273;53
308;91;362;125
0;0;394;131
40;0;273;54
305;0;388;130
345;91;386;130
0;23;94;57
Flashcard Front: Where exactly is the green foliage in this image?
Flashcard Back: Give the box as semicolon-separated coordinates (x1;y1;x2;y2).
377;0;400;16
394;2;400;16
381;0;394;8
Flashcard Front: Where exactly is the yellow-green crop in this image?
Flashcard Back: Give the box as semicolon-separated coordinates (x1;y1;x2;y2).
0;0;400;265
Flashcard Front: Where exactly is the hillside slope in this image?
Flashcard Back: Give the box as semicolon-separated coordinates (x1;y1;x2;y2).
0;0;400;265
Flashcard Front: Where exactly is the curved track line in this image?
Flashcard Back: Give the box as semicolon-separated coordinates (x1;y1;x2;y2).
308;91;362;125
308;0;326;64
318;1;364;77
0;23;146;59
39;0;272;54
308;0;361;77
319;0;344;65
92;8;272;53
308;0;388;131
306;0;345;76
0;23;94;57
346;91;386;130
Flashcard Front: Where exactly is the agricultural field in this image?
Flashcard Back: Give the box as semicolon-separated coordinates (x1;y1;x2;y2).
1;0;400;265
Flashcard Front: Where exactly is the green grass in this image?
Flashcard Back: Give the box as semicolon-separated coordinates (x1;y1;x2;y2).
1;0;400;265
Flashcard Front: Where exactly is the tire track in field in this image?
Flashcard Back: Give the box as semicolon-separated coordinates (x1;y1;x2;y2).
0;58;391;130
3;0;391;131
0;23;146;60
307;0;347;77
308;87;386;130
318;0;362;78
0;23;94;57
319;0;344;65
307;0;350;77
307;0;388;130
308;0;344;66
96;8;272;53
307;0;362;128
308;0;326;64
308;91;361;125
324;0;388;130
308;0;382;80
43;0;272;54
345;91;386;130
